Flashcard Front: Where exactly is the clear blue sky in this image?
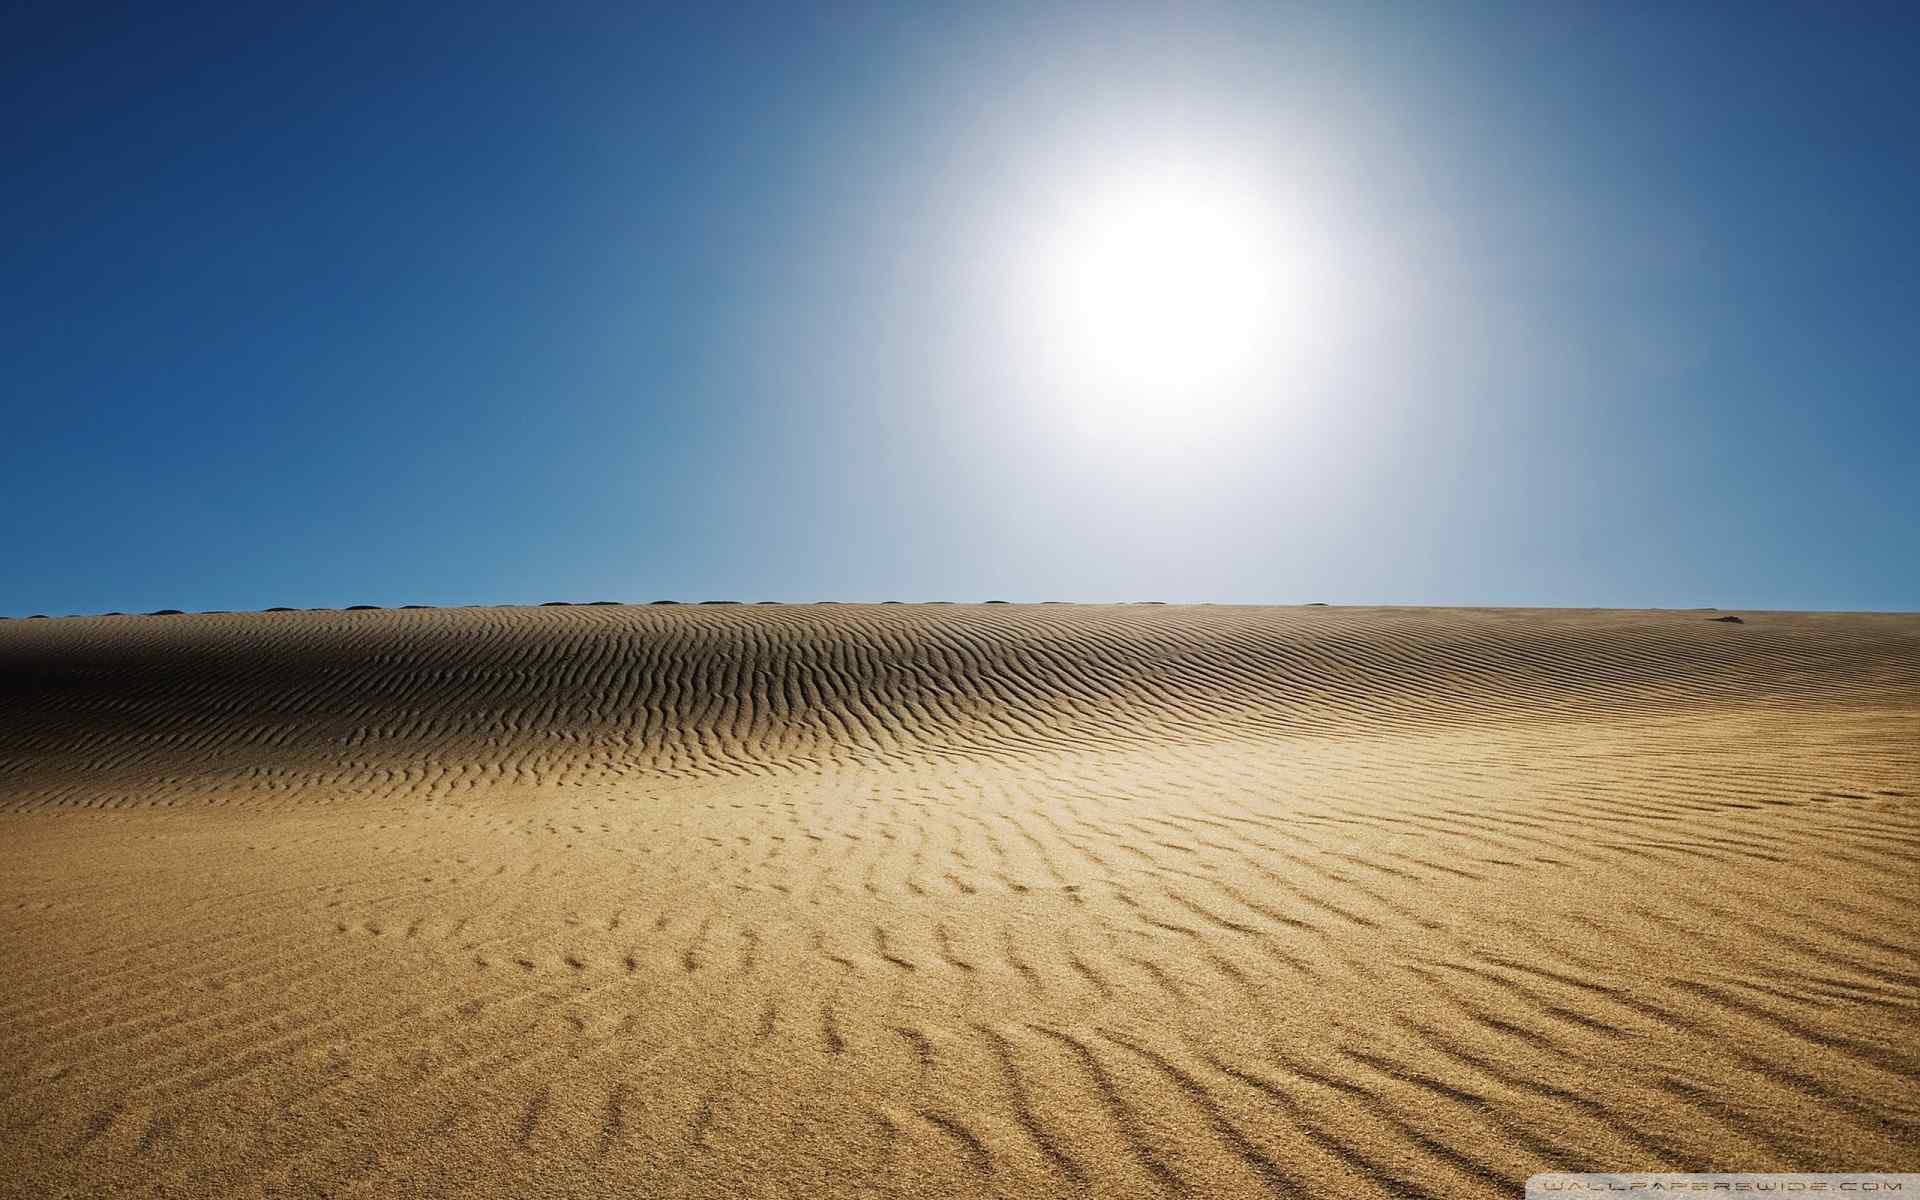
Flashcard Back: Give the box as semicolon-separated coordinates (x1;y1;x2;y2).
4;2;1916;616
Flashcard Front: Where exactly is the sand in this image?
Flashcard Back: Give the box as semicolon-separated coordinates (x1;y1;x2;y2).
1;603;1915;1198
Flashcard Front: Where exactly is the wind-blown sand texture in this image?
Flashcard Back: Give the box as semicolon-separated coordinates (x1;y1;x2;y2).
2;604;1916;1199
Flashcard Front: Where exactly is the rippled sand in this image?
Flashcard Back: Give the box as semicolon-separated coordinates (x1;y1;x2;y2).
2;604;1915;1198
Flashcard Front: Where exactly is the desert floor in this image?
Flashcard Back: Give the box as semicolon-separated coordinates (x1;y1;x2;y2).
1;604;1915;1199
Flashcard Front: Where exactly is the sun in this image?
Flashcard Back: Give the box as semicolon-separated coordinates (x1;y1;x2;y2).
1038;162;1276;415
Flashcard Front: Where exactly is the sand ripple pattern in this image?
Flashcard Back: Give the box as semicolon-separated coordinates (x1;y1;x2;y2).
1;605;1915;1199
1;604;1914;809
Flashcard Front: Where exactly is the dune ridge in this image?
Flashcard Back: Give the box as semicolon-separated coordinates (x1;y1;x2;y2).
4;604;1913;807
2;604;1915;1198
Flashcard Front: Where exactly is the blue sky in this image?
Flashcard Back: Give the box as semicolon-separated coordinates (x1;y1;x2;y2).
4;1;1916;615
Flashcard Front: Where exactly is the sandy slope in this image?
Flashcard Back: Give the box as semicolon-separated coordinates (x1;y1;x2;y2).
1;603;1915;1199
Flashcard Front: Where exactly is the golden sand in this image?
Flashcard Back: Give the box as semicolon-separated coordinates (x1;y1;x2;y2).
2;604;1914;1198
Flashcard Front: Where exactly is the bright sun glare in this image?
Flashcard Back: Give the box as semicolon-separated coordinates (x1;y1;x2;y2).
1037;162;1278;425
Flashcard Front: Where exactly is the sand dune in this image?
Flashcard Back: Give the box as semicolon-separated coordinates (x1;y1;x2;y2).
2;604;1915;1198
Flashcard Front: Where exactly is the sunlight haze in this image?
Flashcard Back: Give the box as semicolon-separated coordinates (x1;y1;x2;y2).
3;2;1915;614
